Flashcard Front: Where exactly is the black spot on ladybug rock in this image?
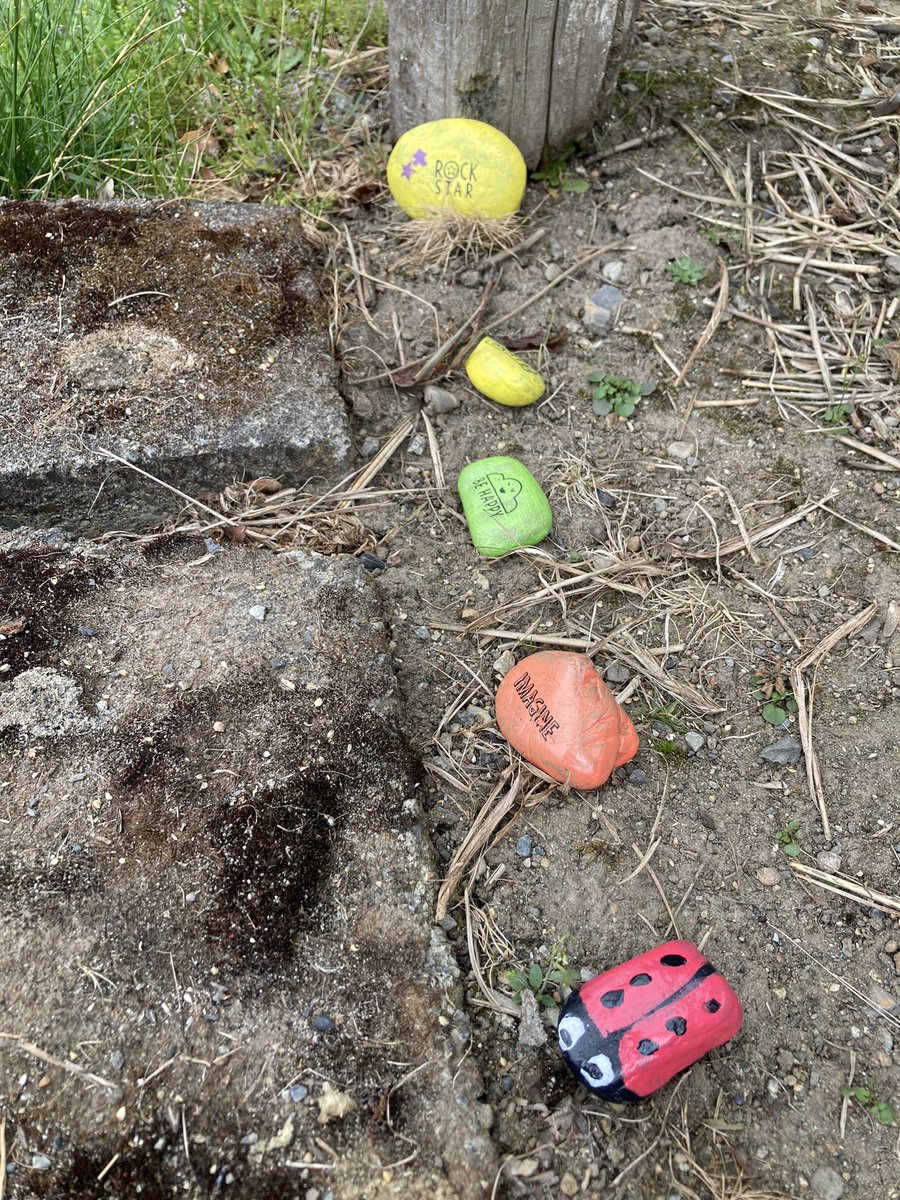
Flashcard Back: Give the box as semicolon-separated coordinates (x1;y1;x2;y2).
637;1039;659;1055
705;999;721;1013
666;1017;687;1035
661;953;687;966
601;989;625;1008
630;973;651;986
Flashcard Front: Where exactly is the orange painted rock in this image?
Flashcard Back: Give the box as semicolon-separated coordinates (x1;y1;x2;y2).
495;652;638;789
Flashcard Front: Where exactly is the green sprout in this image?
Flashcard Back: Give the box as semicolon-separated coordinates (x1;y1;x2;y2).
751;674;798;727
506;938;580;1008
587;371;655;419
841;1084;895;1126
531;146;590;193
776;819;801;858
824;401;853;426
666;256;706;286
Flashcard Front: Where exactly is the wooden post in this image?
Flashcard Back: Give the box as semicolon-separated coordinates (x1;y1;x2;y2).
387;0;638;169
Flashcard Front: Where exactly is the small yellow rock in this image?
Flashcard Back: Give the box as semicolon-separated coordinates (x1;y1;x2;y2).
387;118;526;220
465;337;545;407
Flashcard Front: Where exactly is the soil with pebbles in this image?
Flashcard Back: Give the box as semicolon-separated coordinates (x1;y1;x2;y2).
334;5;900;1199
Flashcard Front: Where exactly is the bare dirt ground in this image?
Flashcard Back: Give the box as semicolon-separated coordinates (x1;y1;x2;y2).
330;2;900;1197
3;2;900;1199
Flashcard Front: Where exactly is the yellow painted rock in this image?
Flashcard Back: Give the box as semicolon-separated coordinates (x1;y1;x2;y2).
465;337;545;408
387;118;527;220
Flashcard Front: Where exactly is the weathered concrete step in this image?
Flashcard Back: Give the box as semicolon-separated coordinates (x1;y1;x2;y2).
0;200;350;535
0;532;494;1198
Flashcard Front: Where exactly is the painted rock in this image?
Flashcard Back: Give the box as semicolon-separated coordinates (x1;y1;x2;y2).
465;337;545;408
458;457;552;557
495;652;637;789
558;940;743;1101
387;118;527;220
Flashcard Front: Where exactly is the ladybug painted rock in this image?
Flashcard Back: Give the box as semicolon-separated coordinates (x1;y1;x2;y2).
557;940;743;1101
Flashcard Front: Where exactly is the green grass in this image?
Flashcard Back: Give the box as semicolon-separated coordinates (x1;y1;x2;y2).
0;0;384;203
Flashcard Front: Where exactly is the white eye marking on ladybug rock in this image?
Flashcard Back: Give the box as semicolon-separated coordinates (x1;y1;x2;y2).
558;1013;586;1051
580;1053;615;1088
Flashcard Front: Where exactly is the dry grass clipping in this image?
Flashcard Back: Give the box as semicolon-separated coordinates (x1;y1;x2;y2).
391;212;526;272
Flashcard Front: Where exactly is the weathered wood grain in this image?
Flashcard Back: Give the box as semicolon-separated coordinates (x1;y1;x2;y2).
387;0;637;168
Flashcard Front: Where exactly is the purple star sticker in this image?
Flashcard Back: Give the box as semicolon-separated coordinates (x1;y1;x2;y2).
401;161;413;180
411;149;427;167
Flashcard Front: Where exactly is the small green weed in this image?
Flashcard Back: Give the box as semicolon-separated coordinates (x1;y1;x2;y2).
645;701;687;733
751;674;798;726
841;1083;895;1125
666;256;706;286
506;939;580;1008
587;371;655;418
824;401;853;426
702;227;722;246
652;738;686;760
532;145;590;193
776;819;801;858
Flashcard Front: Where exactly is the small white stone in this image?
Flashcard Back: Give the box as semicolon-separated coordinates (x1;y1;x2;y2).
756;866;780;887
810;1166;844;1200
816;850;842;873
248;605;267;622
667;441;694;460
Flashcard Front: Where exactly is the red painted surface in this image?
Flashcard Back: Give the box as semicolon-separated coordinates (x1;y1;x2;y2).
495;651;638;789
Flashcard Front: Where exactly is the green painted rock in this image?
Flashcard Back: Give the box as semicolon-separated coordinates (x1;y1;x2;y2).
458;457;552;557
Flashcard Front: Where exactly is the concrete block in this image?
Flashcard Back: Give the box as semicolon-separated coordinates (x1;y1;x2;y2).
0;532;494;1196
0;200;350;534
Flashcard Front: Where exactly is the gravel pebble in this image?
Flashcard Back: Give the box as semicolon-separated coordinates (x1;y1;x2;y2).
360;436;380;457
313;1015;334;1033
248;605;267;622
810;1166;844;1200
31;1156;52;1170
666;441;694;460
883;255;900;275
493;650;517;677
756;866;781;887
515;835;533;858
816;850;842;873
543;262;564;283
423;385;460;415
685;731;706;752
602;260;625;283
605;661;630;683
628;769;648;784
760;735;802;765
583;284;624;330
